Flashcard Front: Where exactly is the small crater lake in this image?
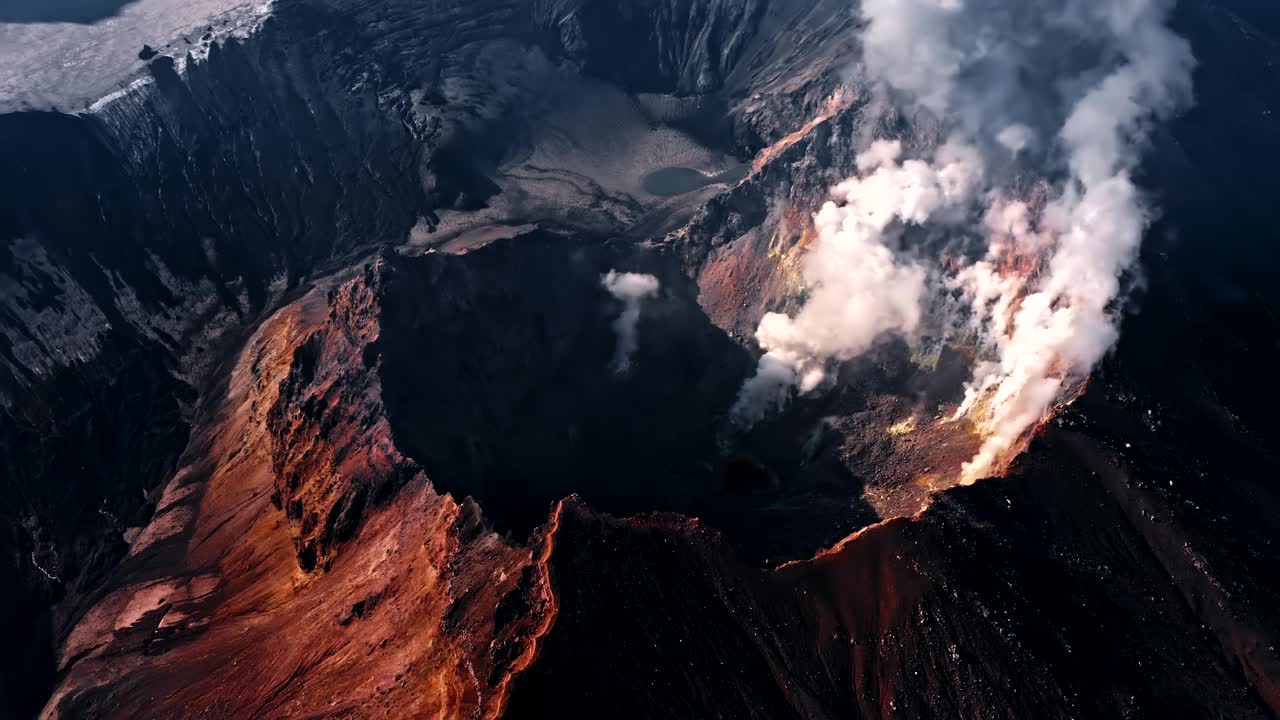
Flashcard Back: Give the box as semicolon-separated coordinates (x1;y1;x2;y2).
641;164;750;196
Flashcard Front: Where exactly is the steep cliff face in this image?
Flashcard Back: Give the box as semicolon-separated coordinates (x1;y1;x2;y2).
557;0;767;95
266;259;414;573
39;266;561;719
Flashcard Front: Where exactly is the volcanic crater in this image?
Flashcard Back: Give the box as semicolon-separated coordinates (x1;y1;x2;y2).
286;228;985;568
3;0;1279;717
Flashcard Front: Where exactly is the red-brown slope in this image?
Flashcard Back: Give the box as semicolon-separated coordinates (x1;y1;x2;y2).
41;259;557;719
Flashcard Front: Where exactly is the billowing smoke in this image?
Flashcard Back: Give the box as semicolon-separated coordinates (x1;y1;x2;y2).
731;139;982;424
736;0;1193;480
602;271;660;372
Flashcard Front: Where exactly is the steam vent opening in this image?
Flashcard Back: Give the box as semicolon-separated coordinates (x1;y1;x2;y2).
376;232;983;563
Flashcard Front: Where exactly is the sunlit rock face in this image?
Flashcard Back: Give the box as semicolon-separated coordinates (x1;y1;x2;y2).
4;0;1280;717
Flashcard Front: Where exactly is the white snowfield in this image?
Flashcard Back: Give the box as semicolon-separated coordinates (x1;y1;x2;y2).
0;0;273;114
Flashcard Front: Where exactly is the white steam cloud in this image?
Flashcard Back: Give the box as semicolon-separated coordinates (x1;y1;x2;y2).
731;138;981;424
735;0;1194;481
602;271;660;372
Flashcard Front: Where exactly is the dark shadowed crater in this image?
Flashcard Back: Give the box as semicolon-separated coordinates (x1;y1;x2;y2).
377;232;755;536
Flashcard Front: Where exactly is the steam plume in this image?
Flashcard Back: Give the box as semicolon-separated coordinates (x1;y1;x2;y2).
732;139;981;424
736;0;1193;481
602;271;660;372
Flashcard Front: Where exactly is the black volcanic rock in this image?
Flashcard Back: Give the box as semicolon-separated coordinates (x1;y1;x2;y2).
500;433;1274;720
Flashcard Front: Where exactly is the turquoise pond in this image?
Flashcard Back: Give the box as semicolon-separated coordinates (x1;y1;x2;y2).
641;163;750;196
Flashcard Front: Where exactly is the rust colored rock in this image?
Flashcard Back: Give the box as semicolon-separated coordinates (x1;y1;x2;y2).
40;276;557;720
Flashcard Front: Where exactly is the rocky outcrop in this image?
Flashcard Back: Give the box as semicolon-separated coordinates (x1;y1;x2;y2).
266;257;415;572
39;267;561;719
